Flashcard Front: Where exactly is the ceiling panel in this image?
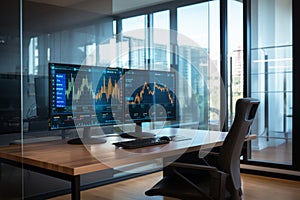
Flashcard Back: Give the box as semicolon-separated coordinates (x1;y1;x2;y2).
25;0;174;14
112;0;174;14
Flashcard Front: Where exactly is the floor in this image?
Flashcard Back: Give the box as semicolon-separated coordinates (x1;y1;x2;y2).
49;138;298;200
251;138;292;164
50;171;300;200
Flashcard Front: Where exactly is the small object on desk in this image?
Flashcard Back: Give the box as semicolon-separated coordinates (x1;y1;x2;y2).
159;136;172;141
113;137;169;149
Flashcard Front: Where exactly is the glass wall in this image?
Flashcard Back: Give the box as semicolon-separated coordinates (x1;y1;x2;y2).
249;0;293;165
1;0;116;198
152;10;170;71
177;1;220;129
0;0;23;198
226;0;294;167
120;15;147;69
115;3;221;130
228;0;244;124
0;0;222;198
0;0;21;139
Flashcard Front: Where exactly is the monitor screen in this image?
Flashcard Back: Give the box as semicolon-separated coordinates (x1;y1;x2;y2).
124;69;177;124
49;63;123;144
94;67;123;126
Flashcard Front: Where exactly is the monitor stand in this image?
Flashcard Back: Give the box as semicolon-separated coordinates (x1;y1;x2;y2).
120;123;155;139
67;127;107;145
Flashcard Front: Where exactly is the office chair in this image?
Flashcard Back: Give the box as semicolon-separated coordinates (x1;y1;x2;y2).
145;98;260;200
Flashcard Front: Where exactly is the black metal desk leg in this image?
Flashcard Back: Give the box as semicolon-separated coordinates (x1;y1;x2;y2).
71;175;80;200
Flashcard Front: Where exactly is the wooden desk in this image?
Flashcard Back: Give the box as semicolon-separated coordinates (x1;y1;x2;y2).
0;128;256;200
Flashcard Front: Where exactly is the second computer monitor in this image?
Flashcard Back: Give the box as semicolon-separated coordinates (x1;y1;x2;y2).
124;69;177;125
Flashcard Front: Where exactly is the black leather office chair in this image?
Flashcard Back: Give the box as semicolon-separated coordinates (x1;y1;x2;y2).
145;98;260;200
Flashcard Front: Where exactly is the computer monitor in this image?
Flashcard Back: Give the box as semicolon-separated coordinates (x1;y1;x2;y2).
123;69;177;138
49;63;123;144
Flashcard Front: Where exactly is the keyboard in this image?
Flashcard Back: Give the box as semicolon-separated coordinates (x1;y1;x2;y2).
113;138;170;149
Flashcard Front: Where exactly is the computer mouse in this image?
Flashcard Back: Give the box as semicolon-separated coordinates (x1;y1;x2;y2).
159;136;172;141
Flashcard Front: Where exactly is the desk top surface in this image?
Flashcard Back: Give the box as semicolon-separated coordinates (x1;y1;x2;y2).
0;128;254;176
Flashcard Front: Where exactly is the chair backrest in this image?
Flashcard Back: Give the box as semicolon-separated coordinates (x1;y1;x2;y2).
217;98;260;191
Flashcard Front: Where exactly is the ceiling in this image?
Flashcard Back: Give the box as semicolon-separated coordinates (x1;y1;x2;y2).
112;0;173;14
0;0;174;40
25;0;112;15
26;0;173;14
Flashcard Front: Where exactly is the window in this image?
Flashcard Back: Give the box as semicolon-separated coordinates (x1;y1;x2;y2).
249;0;293;165
121;15;147;69
29;37;39;75
228;0;244;124
177;2;220;129
152;10;170;71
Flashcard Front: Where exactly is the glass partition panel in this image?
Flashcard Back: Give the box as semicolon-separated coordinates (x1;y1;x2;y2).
121;15;147;69
177;1;220;129
249;0;292;165
228;0;243;124
0;0;22;198
152;10;170;71
18;0;115;198
0;0;227;199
